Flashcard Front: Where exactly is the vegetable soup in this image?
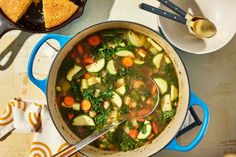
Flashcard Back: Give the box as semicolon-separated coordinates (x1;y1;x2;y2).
56;29;179;151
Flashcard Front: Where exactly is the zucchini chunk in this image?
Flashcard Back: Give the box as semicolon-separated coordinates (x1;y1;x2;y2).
161;94;172;112
111;91;122;107
143;41;151;49
72;103;80;111
87;77;101;86
115;85;126;95
106;60;117;75
149;46;158;55
81;79;89;89
134;59;145;65
66;65;82;81
152;53;164;69
137;120;152;139
115;50;134;58
170;84;178;102
154;78;168;95
123;125;130;134
147;38;163;52
59;78;71;92
61;102;72;108
72;115;95;126
86;58;105;73
164;55;171;64
128;31;147;47
56;86;61;92
115;78;125;88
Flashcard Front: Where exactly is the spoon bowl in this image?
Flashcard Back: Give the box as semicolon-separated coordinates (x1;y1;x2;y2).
187;16;217;38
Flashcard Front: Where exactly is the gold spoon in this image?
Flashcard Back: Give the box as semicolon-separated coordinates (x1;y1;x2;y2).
139;3;217;38
187;16;217;38
157;0;217;38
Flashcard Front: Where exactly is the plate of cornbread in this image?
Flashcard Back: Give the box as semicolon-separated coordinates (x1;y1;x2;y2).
0;0;87;34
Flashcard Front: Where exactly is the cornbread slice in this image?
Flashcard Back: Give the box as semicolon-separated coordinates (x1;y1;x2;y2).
33;0;41;4
0;0;32;22
42;0;79;28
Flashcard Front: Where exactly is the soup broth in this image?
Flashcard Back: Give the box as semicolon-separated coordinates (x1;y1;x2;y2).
56;29;179;151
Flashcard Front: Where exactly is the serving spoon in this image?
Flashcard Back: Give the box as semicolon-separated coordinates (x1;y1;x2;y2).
139;2;217;38
157;0;217;38
53;78;160;157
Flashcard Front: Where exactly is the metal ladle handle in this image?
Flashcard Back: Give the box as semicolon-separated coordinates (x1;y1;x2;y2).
53;145;77;157
52;119;126;157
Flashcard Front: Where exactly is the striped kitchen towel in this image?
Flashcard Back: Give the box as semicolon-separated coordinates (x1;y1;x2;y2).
0;98;81;157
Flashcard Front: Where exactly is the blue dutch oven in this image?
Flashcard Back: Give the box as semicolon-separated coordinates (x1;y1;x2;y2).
27;21;209;157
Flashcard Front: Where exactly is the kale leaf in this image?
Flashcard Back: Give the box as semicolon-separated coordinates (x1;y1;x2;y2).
97;45;117;60
118;105;130;114
120;133;138;151
70;81;83;102
163;64;178;87
94;112;109;129
138;123;147;134
101;89;114;99
160;109;176;125
58;57;74;78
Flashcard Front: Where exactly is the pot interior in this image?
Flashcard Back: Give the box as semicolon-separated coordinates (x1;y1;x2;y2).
47;21;190;157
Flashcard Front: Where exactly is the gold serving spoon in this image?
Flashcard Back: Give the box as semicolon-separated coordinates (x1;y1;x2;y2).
53;78;160;157
139;2;217;38
187;16;217;38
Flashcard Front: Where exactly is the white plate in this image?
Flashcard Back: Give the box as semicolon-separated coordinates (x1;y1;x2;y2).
157;0;236;54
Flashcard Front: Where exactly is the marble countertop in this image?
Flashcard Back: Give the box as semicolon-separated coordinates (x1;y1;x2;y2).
0;0;236;156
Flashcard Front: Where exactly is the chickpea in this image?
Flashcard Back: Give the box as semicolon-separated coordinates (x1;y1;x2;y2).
130;100;137;108
89;111;96;118
103;101;110;109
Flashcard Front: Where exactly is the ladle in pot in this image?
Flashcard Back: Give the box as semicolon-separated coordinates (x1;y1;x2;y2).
53;78;160;157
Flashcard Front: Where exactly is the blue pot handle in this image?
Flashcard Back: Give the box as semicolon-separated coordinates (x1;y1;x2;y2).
165;91;210;152
27;34;71;94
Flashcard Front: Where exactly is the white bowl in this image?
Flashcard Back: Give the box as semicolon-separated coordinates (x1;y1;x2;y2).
157;0;236;54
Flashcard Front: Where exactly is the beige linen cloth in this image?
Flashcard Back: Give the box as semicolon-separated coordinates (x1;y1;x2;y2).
0;98;82;157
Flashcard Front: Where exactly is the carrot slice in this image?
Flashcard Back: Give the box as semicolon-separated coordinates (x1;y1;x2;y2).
88;35;101;46
67;113;74;120
128;129;139;139
64;96;75;106
122;57;134;68
138;108;151;116
77;44;84;55
84;73;91;79
83;57;94;64
81;100;91;111
151;84;157;96
136;118;146;122
147;133;155;140
152;121;159;134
